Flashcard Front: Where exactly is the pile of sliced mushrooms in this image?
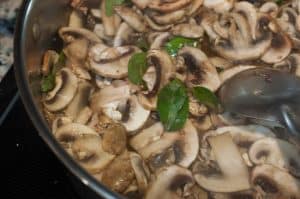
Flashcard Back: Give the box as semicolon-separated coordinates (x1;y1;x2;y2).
41;0;300;198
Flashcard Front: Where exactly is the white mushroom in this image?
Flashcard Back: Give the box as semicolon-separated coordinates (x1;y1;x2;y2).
150;10;186;25
195;133;251;192
150;32;171;50
55;123;98;142
131;0;151;9
219;65;257;84
249;137;300;177
113;22;134;47
172;19;204;38
89;46;140;78
178;46;221;91
130;122;164;151
44;68;78;112
251;164;300;199
204;0;234;13
260;2;279;18
71;135;115;173
59;26;101;44
145;165;193;199
148;0;192;13
145;15;172;31
114;6;147;32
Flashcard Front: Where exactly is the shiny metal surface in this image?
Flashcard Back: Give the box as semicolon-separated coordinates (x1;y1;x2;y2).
14;0;122;198
219;68;300;137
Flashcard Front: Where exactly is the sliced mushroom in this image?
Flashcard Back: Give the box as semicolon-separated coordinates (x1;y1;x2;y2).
113;22;134;47
195;133;251;192
251;164;300;199
100;0;116;36
75;106;93;124
52;116;72;134
209;56;232;71
101;151;136;193
131;0;151;9
191;115;213;132
90;83;130;112
145;15;172;31
93;24;112;42
150;9;186;25
68;10;84;28
114;6;147;32
130;122;164;151
130;152;150;193
90;46;140;78
102;123;127;155
261;32;292;64
204;0;234;13
44;68;78;112
59;26;101;44
219;65;257;84
145;165;193;199
186;0;204;16
148;0;192;13
210;112;246;128
172;19;204;38
259;2;278;18
71;135;115;173
150;32;171;50
178;46;221;91
249;137;300;177
274;53;300;76
174;120;199;168
65;80;92;120
138;133;181;160
202;125;275;149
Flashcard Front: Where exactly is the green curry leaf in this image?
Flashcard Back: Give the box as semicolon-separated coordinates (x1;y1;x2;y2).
157;79;189;131
192;86;221;111
164;36;198;56
128;52;148;85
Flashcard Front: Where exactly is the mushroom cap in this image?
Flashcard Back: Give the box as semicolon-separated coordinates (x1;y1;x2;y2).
178;46;221;91
90;46;140;78
71;135;115;173
145;165;193;199
44;68;78;112
249;137;300;177
195;133;251;193
130;152;150;193
204;0;234;13
55;123;98;142
251;164;300;199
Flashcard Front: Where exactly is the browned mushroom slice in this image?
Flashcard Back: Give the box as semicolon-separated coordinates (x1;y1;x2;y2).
75;106;93;124
65;80;92;120
172;20;204;38
251;164;300;198
249;137;300;177
204;0;234;13
113;22;134;47
59;26;101;44
209;56;232;71
71;135;115;173
150;32;171;50
186;0;204;16
68;10;83;28
259;2;278;18
129;152;150;193
101;151;136;193
148;0;192;13
130;122;164;151
44;68;78;112
101;123;127;155
145;165;193;199
52;117;72;134
178;46;221;91
194;133;251;192
114;6;147;33
261;33;292;64
90;46;140;78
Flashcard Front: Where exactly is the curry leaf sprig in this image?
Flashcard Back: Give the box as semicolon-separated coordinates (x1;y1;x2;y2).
164;36;199;56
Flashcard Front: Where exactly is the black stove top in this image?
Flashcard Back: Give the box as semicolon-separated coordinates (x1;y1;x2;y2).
3;67;81;199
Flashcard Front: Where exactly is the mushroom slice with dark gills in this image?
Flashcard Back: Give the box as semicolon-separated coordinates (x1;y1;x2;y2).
251;164;300;199
59;26;101;44
71;135;115;173
194;133;251;193
101;151;136;193
178;46;221;91
148;0;192;13
113;22;134;47
138;50;176;110
149;9;187;26
64;80;92;120
90;46;140;78
114;6;147;33
249;137;300;177
210;13;273;61
44;68;78;112
145;165;193;199
145;15;172;31
259;2;279;18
